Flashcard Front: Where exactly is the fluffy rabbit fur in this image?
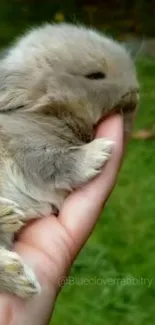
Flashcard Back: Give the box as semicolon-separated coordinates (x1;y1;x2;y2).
0;23;139;298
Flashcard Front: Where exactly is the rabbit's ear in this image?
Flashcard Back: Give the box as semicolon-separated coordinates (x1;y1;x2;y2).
0;67;31;112
0;68;16;111
122;38;145;61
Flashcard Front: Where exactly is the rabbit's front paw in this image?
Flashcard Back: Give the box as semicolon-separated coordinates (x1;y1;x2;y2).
0;248;41;298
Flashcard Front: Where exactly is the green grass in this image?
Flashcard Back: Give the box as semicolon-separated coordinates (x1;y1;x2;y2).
51;58;155;325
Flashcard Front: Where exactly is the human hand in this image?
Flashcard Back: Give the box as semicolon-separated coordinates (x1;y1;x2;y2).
0;114;124;325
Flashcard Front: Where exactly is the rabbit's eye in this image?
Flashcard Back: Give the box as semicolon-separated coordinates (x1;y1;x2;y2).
85;72;106;80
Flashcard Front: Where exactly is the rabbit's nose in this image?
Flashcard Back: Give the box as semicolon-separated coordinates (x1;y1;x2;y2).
121;89;139;113
114;89;139;114
130;89;139;104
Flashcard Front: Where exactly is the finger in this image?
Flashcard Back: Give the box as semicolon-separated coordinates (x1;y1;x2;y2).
58;114;124;251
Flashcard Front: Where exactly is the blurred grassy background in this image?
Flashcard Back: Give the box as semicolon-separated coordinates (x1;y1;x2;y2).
1;0;155;46
0;1;155;324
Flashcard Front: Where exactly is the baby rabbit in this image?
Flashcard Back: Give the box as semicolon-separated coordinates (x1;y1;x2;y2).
0;23;139;298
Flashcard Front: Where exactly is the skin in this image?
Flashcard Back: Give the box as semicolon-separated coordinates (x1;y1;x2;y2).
0;114;124;325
